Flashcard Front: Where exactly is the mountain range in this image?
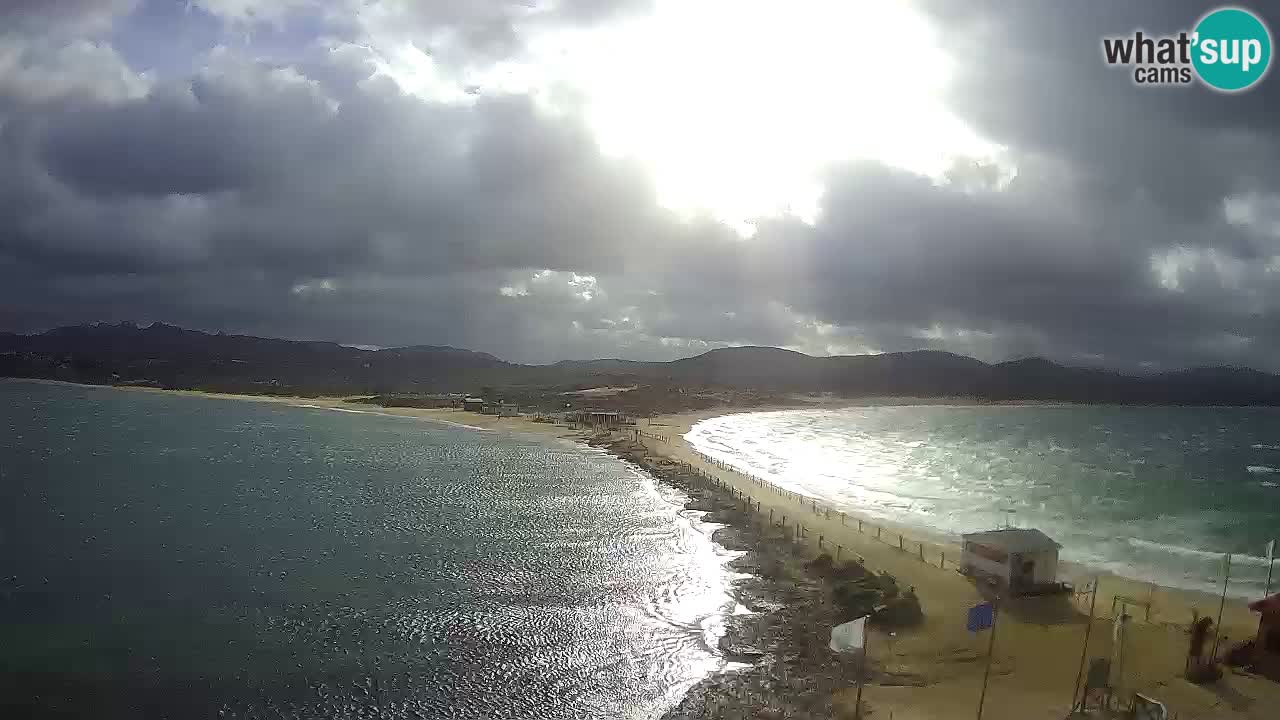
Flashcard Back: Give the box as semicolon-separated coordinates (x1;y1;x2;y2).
5;322;1280;405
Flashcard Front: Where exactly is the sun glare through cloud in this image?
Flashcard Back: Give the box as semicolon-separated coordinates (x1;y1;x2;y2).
558;0;1001;226
373;0;1001;231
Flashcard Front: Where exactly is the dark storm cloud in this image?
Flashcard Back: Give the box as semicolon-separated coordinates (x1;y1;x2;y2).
6;0;1280;367
885;0;1280;367
924;0;1280;225
739;160;1259;368
13;46;669;278
0;18;737;360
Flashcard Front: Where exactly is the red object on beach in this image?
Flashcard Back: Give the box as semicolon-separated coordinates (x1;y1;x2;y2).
1247;593;1280;682
1249;593;1280;614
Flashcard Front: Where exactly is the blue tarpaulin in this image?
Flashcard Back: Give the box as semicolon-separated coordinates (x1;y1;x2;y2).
967;602;994;632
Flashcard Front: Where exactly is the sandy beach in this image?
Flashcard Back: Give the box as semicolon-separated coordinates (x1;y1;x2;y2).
640;409;1280;720
77;383;1280;718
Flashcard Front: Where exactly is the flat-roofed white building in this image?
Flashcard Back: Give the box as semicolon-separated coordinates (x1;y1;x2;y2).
960;528;1061;595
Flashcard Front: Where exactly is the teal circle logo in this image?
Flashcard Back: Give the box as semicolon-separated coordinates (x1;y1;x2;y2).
1192;7;1272;92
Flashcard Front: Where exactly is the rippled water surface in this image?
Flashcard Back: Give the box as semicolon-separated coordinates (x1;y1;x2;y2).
687;406;1280;598
0;380;737;719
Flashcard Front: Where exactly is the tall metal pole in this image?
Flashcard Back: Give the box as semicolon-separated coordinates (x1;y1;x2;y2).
854;620;870;720
1114;610;1128;706
1265;540;1275;599
976;599;1000;720
1070;578;1099;712
1210;553;1232;661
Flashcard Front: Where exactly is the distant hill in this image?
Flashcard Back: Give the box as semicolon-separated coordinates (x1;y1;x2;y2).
5;322;1280;405
0;323;513;395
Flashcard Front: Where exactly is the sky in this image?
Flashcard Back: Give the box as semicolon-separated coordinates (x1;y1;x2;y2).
3;1;1280;368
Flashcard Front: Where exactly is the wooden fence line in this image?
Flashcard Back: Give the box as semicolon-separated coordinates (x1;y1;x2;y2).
662;446;956;572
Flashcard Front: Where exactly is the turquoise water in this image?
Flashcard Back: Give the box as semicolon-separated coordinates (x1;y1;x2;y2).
687;406;1280;598
0;380;739;719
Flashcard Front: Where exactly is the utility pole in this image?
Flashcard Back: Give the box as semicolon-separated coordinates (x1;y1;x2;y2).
1113;609;1129;705
854;620;870;720
1265;540;1275;598
976;598;1000;720
1070;578;1100;712
1210;553;1232;660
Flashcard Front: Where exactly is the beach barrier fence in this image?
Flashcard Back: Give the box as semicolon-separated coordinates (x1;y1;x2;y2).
625;436;1195;719
632;429;671;444
689;448;954;567
630;438;958;573
673;445;1181;630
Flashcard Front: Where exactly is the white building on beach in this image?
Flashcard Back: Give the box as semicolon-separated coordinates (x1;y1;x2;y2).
960;528;1062;595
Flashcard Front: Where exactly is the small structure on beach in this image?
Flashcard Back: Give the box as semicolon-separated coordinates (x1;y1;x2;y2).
482;402;519;417
1248;593;1280;682
568;410;627;429
462;397;485;412
960;528;1062;595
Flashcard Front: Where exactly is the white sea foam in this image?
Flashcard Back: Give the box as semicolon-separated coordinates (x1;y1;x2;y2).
686;407;1280;599
629;465;746;676
1125;537;1269;566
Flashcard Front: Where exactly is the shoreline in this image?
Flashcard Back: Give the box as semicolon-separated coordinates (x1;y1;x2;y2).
12;378;1280;718
588;432;903;719
643;408;1280;719
670;407;1272;604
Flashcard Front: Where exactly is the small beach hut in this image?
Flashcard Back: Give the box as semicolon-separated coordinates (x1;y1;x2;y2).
1248;593;1280;682
960;528;1061;595
462;397;485;412
568;410;623;429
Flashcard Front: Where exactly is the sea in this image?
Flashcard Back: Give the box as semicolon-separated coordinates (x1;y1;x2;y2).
686;406;1280;599
0;380;742;719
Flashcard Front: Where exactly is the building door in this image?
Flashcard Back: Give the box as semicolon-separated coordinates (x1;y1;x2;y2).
1010;553;1034;590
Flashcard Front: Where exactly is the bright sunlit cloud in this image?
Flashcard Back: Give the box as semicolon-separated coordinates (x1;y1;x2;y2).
368;0;1002;229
